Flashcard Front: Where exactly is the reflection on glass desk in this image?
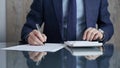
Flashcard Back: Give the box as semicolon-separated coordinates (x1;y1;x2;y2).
0;43;114;68
0;43;6;68
0;42;27;68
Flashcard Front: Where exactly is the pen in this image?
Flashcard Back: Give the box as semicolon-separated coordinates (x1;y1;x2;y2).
36;24;46;44
36;24;41;33
36;24;45;66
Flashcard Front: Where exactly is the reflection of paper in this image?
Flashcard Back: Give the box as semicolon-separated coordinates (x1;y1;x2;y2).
1;43;65;52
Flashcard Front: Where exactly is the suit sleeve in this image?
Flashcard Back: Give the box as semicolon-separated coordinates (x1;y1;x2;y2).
97;0;114;43
21;0;44;42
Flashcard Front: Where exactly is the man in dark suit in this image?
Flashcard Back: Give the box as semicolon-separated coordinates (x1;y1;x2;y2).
21;0;114;68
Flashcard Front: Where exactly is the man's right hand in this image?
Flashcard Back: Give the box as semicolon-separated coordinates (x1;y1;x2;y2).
27;30;47;62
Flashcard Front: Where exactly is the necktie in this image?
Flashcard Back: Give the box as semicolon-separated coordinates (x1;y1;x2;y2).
66;0;77;41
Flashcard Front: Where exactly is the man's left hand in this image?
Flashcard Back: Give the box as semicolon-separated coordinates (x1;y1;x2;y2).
83;27;103;41
83;27;103;60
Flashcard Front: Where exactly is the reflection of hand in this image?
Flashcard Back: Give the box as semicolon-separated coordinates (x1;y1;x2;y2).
85;55;100;60
27;30;47;62
29;52;47;62
85;47;103;60
83;27;103;41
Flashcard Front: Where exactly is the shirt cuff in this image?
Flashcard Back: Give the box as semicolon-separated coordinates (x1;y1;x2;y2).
25;34;29;42
98;29;105;42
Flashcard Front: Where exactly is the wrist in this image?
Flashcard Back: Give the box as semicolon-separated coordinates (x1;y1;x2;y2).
25;34;29;42
98;29;104;41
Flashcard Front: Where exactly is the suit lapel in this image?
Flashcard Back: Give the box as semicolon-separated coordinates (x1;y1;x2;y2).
84;0;100;28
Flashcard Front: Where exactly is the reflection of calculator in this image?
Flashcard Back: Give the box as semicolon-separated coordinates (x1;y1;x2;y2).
65;46;103;56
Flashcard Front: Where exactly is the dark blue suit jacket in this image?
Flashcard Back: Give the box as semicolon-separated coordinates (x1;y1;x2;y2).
21;0;114;68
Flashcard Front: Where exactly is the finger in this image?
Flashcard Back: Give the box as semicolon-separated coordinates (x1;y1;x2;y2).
33;53;43;62
85;56;92;60
93;34;99;40
29;52;39;60
28;37;33;44
86;56;95;60
98;32;103;40
28;37;38;45
83;27;93;40
34;52;46;62
42;34;47;42
93;32;103;40
89;30;98;41
91;55;100;60
85;56;95;60
86;55;100;60
43;52;47;56
100;47;103;51
30;52;39;58
86;28;96;41
33;30;45;42
30;33;43;45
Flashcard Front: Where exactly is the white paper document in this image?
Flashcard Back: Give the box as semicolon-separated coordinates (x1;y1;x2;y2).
0;41;103;56
1;43;65;52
